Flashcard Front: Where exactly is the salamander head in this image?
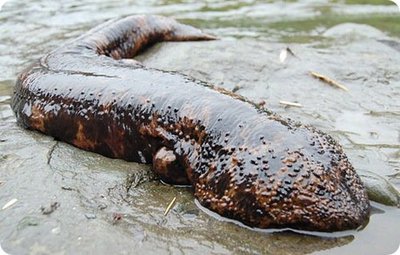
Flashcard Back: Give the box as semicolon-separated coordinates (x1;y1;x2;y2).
194;131;370;232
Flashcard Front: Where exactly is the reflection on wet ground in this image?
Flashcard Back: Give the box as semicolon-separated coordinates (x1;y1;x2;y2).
0;0;399;254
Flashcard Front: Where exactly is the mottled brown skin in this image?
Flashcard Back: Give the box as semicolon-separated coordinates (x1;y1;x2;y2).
11;15;370;232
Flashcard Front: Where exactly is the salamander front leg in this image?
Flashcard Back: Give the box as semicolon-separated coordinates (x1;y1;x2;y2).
153;147;190;185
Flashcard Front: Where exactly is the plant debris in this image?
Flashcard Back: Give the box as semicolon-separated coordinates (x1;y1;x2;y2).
61;186;74;191
279;47;297;63
164;197;177;216
310;71;349;91
2;198;18;210
279;101;303;108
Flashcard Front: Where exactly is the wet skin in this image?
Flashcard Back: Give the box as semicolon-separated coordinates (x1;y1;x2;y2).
11;15;370;232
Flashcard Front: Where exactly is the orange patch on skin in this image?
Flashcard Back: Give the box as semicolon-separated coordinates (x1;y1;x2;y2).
73;122;96;150
30;105;46;133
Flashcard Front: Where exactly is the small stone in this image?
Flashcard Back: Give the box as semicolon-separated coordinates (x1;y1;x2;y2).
97;203;107;210
51;226;61;234
40;202;60;215
359;170;400;207
84;213;96;220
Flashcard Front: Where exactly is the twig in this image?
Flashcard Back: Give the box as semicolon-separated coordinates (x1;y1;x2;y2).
310;71;349;91
279;100;303;108
286;47;297;58
2;198;17;210
164;197;176;216
279;47;298;63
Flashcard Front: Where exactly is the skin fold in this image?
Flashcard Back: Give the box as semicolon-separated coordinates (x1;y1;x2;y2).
11;15;370;232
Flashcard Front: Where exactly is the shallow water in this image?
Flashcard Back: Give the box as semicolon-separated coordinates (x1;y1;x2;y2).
0;0;399;254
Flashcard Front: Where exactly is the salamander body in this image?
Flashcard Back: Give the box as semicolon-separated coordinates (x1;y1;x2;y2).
11;15;370;232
